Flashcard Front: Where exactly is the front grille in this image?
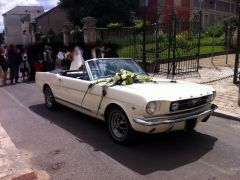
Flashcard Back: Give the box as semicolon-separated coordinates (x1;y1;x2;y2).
170;95;211;112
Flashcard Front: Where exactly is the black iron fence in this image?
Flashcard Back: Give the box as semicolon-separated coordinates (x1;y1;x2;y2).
234;3;240;84
96;11;202;75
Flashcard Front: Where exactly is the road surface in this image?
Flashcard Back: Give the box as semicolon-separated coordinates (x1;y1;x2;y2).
0;82;240;180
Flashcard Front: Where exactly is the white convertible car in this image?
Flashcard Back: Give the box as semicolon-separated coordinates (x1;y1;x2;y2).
36;58;217;144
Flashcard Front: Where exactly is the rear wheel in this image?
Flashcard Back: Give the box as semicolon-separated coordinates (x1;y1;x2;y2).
107;106;136;145
44;86;57;110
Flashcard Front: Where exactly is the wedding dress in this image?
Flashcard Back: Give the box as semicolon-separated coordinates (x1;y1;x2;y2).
69;47;84;70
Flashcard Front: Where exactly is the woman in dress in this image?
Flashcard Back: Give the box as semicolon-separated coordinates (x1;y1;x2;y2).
69;47;84;70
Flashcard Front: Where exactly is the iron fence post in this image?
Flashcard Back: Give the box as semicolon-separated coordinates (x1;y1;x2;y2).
234;2;240;84
134;29;136;60
155;22;160;72
197;11;202;71
168;14;173;75
172;11;177;77
142;7;147;71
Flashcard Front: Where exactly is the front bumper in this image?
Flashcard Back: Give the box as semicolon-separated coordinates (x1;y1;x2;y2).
133;104;217;132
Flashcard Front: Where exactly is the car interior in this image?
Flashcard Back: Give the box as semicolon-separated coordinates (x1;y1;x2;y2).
60;70;90;80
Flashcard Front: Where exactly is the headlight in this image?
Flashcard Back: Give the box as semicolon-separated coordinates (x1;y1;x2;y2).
146;101;157;115
171;102;179;111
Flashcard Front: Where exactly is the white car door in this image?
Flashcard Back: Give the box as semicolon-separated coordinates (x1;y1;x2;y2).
56;71;103;116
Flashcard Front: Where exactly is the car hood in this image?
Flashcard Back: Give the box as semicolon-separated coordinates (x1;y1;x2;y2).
113;80;215;102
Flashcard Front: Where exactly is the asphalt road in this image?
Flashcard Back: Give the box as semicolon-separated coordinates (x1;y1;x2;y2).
0;82;240;180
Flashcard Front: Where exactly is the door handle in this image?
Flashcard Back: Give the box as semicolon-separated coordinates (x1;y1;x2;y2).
58;78;62;82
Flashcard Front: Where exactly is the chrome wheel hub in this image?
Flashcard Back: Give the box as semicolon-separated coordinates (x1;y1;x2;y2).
45;88;54;107
110;111;128;140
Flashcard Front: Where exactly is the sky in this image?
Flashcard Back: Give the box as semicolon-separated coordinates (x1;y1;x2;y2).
0;0;59;31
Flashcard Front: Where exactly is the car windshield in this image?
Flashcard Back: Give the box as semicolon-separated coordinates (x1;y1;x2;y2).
88;59;147;80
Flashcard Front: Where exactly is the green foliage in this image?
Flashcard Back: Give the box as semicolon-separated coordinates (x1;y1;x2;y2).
204;24;224;38
223;16;238;29
60;0;133;27
98;69;153;86
134;20;143;29
200;36;224;46
70;26;83;35
70;26;83;44
107;23;123;29
176;32;191;49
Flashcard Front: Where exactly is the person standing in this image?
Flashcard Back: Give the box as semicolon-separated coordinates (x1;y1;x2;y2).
43;45;54;71
8;45;21;84
34;58;43;73
20;52;30;81
0;47;8;86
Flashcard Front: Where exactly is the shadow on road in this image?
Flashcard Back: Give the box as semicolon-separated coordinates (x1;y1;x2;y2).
29;104;217;175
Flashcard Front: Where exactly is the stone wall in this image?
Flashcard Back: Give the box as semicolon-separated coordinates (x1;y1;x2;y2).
35;6;71;34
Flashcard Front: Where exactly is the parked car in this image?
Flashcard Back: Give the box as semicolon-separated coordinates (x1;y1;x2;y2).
36;58;217;144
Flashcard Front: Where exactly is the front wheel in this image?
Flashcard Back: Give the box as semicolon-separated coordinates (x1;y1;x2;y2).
44;86;57;110
107;107;136;145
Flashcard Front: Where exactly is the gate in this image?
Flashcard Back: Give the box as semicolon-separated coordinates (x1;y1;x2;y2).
154;11;202;75
96;11;202;76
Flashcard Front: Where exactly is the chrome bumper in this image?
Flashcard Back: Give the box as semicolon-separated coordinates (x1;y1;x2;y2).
133;104;217;126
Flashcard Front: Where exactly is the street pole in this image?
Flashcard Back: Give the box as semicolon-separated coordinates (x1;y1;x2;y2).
211;0;217;64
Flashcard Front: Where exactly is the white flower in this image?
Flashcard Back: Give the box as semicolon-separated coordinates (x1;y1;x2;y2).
121;74;127;80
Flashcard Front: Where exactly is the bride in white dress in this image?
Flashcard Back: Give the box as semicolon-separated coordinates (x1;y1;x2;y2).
69;47;84;70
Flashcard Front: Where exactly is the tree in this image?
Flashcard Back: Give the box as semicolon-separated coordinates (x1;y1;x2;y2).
59;0;135;27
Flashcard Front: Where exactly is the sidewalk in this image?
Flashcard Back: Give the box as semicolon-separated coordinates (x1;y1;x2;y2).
155;54;240;117
0;123;35;180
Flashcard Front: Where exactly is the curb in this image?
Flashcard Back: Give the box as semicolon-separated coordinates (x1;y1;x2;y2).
213;109;240;122
0;123;34;179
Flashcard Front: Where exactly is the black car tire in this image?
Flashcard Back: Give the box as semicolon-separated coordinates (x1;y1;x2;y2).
107;106;137;145
44;85;58;110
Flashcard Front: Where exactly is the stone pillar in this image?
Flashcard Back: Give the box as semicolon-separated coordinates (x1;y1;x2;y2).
82;17;97;46
63;22;73;46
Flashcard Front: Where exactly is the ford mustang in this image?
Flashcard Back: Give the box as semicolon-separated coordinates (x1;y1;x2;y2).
36;58;217;144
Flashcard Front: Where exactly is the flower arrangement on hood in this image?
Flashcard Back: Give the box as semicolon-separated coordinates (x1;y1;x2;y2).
97;69;153;86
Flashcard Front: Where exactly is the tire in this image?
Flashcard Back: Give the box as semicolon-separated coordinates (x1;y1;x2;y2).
107;106;137;145
44;86;57;110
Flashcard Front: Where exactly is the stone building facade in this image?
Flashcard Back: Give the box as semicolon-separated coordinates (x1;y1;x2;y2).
34;5;72;34
137;0;191;23
137;0;236;27
192;0;236;29
3;6;44;46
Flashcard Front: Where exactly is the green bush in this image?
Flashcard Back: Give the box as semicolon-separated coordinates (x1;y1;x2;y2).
176;32;190;49
205;24;224;37
70;26;83;43
134;19;150;30
107;23;123;29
